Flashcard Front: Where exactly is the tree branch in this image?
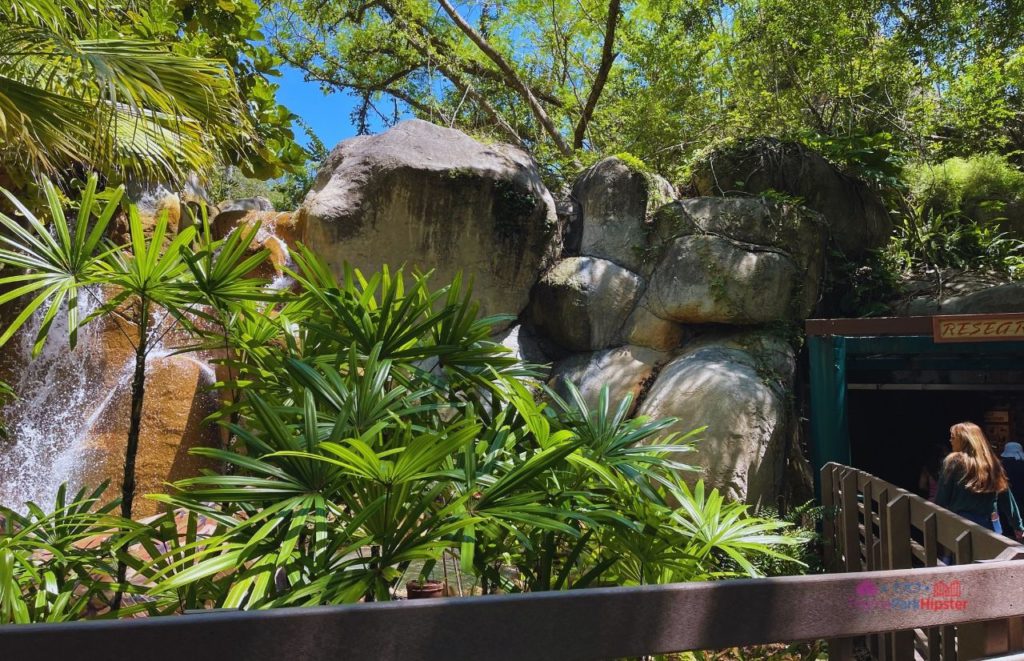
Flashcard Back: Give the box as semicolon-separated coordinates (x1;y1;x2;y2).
388;15;524;144
433;0;573;155
413;57;524;144
573;0;620;150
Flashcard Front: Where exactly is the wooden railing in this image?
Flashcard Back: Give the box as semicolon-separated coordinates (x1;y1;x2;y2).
2;464;1024;661
821;462;1024;660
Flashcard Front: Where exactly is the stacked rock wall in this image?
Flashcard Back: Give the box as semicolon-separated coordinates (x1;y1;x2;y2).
295;123;892;507
523;156;827;505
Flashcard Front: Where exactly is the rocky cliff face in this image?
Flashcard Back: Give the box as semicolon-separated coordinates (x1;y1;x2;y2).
525;156;824;505
689;138;892;255
0;121;908;512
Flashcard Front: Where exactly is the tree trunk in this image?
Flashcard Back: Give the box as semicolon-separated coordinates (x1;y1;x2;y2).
112;299;150;611
120;299;150;520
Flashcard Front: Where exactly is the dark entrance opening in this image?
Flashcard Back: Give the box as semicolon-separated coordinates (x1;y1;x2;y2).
805;314;1024;494
847;387;1017;493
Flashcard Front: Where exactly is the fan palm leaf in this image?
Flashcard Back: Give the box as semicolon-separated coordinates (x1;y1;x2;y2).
0;174;119;353
0;1;256;185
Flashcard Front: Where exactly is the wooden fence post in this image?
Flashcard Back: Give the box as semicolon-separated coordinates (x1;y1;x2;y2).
821;464;838;572
841;469;861;572
830;469;862;660
885;495;914;661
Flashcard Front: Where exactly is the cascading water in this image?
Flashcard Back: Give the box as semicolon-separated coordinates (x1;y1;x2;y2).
0;289;130;509
0;205;275;512
0;289;223;511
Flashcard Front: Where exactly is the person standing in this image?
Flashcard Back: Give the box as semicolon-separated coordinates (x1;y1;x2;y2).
936;422;1024;538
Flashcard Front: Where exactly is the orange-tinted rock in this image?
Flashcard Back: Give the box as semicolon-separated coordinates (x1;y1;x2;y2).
209;210;298;278
0;311;221;517
81;349;220;517
211;210;300;244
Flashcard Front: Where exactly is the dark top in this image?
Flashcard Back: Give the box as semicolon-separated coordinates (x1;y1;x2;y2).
935;458;1024;532
1002;457;1024;512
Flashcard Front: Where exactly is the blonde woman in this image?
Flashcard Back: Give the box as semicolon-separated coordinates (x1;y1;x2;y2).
936;422;1024;539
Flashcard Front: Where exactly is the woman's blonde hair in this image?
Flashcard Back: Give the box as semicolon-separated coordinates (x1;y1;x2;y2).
947;422;1009;493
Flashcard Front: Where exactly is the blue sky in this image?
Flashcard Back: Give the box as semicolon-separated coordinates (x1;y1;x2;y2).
275;65;360;149
275;65;407;151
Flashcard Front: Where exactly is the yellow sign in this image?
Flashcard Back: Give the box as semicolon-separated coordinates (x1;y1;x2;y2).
932;313;1024;343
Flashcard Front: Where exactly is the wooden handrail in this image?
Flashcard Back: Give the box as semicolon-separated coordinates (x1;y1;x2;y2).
2;559;1024;661
1;463;1021;661
821;462;1024;660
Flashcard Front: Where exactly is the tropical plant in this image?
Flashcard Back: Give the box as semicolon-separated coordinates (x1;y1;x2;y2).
887;205;1024;277
0;0;300;188
0;239;802;619
0;483;121;623
127;259;800;609
0;174;277;609
0;175;270;517
905;154;1024;221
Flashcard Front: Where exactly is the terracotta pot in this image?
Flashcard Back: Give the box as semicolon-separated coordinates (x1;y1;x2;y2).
406;579;446;599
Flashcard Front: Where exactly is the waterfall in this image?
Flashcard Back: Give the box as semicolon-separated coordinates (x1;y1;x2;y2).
0;295;201;510
0;289;124;509
0;209;267;512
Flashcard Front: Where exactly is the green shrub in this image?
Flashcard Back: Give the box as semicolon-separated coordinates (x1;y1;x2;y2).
139;259;802;607
0;179;806;619
886;206;1024;277
905;153;1024;219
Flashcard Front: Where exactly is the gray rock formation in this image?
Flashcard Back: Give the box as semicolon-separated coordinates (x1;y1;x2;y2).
638;341;789;505
619;300;686;351
548;345;667;411
530;185;824;501
644;198;827;323
643;235;799;324
298;119;558;322
690;138;891;254
568;157;675;273
891;272;1024;315
528;256;643;351
654;198;827;275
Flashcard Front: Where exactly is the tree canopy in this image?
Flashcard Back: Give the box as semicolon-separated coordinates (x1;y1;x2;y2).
267;0;1024;175
0;0;305;189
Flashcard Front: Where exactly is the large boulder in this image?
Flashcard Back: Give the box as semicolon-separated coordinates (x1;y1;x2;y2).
548;345;668;412
298;120;558;322
619;300;686;352
654;198;826;272
681;328;797;389
650;197;827;317
527;256;643;351
641;235;800;325
567;157;675;273
638;342;790;505
690;138;891;254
